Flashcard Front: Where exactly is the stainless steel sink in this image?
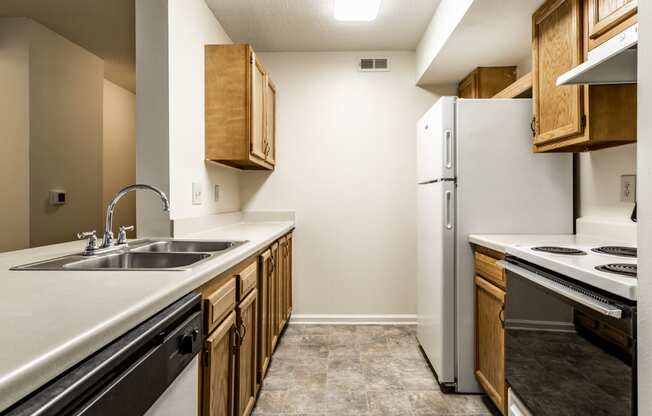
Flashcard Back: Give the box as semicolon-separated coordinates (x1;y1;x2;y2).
131;240;240;253
64;252;211;270
11;239;248;271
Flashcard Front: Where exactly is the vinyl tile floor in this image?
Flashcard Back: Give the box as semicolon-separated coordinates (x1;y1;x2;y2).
253;324;493;416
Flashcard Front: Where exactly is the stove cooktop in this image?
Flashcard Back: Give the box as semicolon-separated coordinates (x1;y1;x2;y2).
592;246;637;258
532;246;587;256
595;263;637;278
506;237;638;301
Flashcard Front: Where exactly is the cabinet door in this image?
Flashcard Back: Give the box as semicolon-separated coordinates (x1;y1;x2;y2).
265;78;276;165
236;290;258;416
250;50;267;162
278;237;287;330
587;0;637;45
203;311;236;416
257;249;273;382
270;242;280;350
475;276;506;415
286;233;293;319
532;0;584;147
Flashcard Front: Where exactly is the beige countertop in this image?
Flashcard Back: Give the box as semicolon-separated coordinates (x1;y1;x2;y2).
0;219;294;412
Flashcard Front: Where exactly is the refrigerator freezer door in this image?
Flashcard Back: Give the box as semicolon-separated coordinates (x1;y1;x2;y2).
417;180;456;384
417;97;456;183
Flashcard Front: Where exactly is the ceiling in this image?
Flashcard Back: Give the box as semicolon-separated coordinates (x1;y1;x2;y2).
0;0;135;92
205;0;441;51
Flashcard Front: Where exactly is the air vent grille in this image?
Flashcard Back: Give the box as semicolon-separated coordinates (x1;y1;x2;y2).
359;58;390;72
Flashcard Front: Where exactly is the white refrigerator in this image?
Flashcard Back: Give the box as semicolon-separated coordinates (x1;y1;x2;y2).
416;97;573;393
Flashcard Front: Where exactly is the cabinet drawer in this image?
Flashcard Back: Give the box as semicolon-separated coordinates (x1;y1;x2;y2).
475;252;506;289
238;261;258;300
205;277;236;334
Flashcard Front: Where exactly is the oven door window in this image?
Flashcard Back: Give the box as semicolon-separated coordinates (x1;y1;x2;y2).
505;271;634;416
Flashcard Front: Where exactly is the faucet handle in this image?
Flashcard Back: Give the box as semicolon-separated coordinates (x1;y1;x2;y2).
77;230;97;240
117;225;135;245
77;231;99;255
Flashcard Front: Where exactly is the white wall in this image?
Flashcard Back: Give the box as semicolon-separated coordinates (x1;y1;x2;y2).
136;0;241;236
168;0;241;220
578;144;637;222
0;19;30;252
637;1;652;410
136;0;172;237
103;80;137;235
240;51;436;316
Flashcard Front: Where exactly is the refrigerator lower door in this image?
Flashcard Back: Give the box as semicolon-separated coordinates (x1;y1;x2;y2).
417;180;456;385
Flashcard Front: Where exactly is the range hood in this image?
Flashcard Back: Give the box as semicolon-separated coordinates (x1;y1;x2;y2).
557;23;637;86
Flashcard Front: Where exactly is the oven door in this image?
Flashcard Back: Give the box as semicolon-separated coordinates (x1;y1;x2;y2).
501;259;636;416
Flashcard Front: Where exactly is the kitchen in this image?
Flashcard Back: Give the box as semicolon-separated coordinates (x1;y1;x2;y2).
0;0;649;415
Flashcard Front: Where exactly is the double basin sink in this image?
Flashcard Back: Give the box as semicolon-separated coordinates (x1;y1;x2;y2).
12;239;247;271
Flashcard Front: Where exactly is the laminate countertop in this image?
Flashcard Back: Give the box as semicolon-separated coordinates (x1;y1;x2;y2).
0;220;294;412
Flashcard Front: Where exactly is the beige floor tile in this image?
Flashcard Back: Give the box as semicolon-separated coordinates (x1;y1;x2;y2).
256;325;492;416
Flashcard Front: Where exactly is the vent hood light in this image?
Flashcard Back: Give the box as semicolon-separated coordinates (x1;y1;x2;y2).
334;0;381;21
557;24;638;86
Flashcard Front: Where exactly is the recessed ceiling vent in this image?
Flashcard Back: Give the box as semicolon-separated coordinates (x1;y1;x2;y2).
359;58;390;72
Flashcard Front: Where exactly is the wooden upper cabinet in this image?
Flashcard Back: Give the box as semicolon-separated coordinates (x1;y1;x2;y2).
587;0;637;49
205;44;275;170
458;67;517;99
532;0;636;152
532;0;584;148
475;276;507;415
203;311;236;416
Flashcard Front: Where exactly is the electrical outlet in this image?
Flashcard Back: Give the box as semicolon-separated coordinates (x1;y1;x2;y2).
214;184;220;202
621;175;636;203
192;182;202;205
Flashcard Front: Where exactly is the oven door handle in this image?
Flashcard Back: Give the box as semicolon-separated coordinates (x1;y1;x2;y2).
498;261;623;319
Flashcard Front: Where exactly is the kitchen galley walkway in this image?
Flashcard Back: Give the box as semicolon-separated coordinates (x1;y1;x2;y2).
253;324;493;416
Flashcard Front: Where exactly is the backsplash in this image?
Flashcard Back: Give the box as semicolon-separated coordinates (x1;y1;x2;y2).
577;143;637;243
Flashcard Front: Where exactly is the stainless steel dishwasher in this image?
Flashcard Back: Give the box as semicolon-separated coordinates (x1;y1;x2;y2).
2;292;203;416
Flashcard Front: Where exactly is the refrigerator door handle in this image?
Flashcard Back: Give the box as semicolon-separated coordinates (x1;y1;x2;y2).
444;130;453;169
445;190;453;230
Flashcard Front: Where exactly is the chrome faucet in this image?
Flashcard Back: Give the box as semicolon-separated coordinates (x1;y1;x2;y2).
78;184;170;255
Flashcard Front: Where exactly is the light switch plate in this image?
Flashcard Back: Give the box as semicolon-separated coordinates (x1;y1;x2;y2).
192;182;202;205
621;175;636;203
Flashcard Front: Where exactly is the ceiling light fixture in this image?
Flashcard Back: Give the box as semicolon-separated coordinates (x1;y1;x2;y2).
334;0;382;22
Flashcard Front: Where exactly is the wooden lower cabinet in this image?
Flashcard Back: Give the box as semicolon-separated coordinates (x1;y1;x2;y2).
201;231;294;416
475;275;507;415
236;290;258;416
285;233;293;318
278;237;288;331
203;311;237;416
